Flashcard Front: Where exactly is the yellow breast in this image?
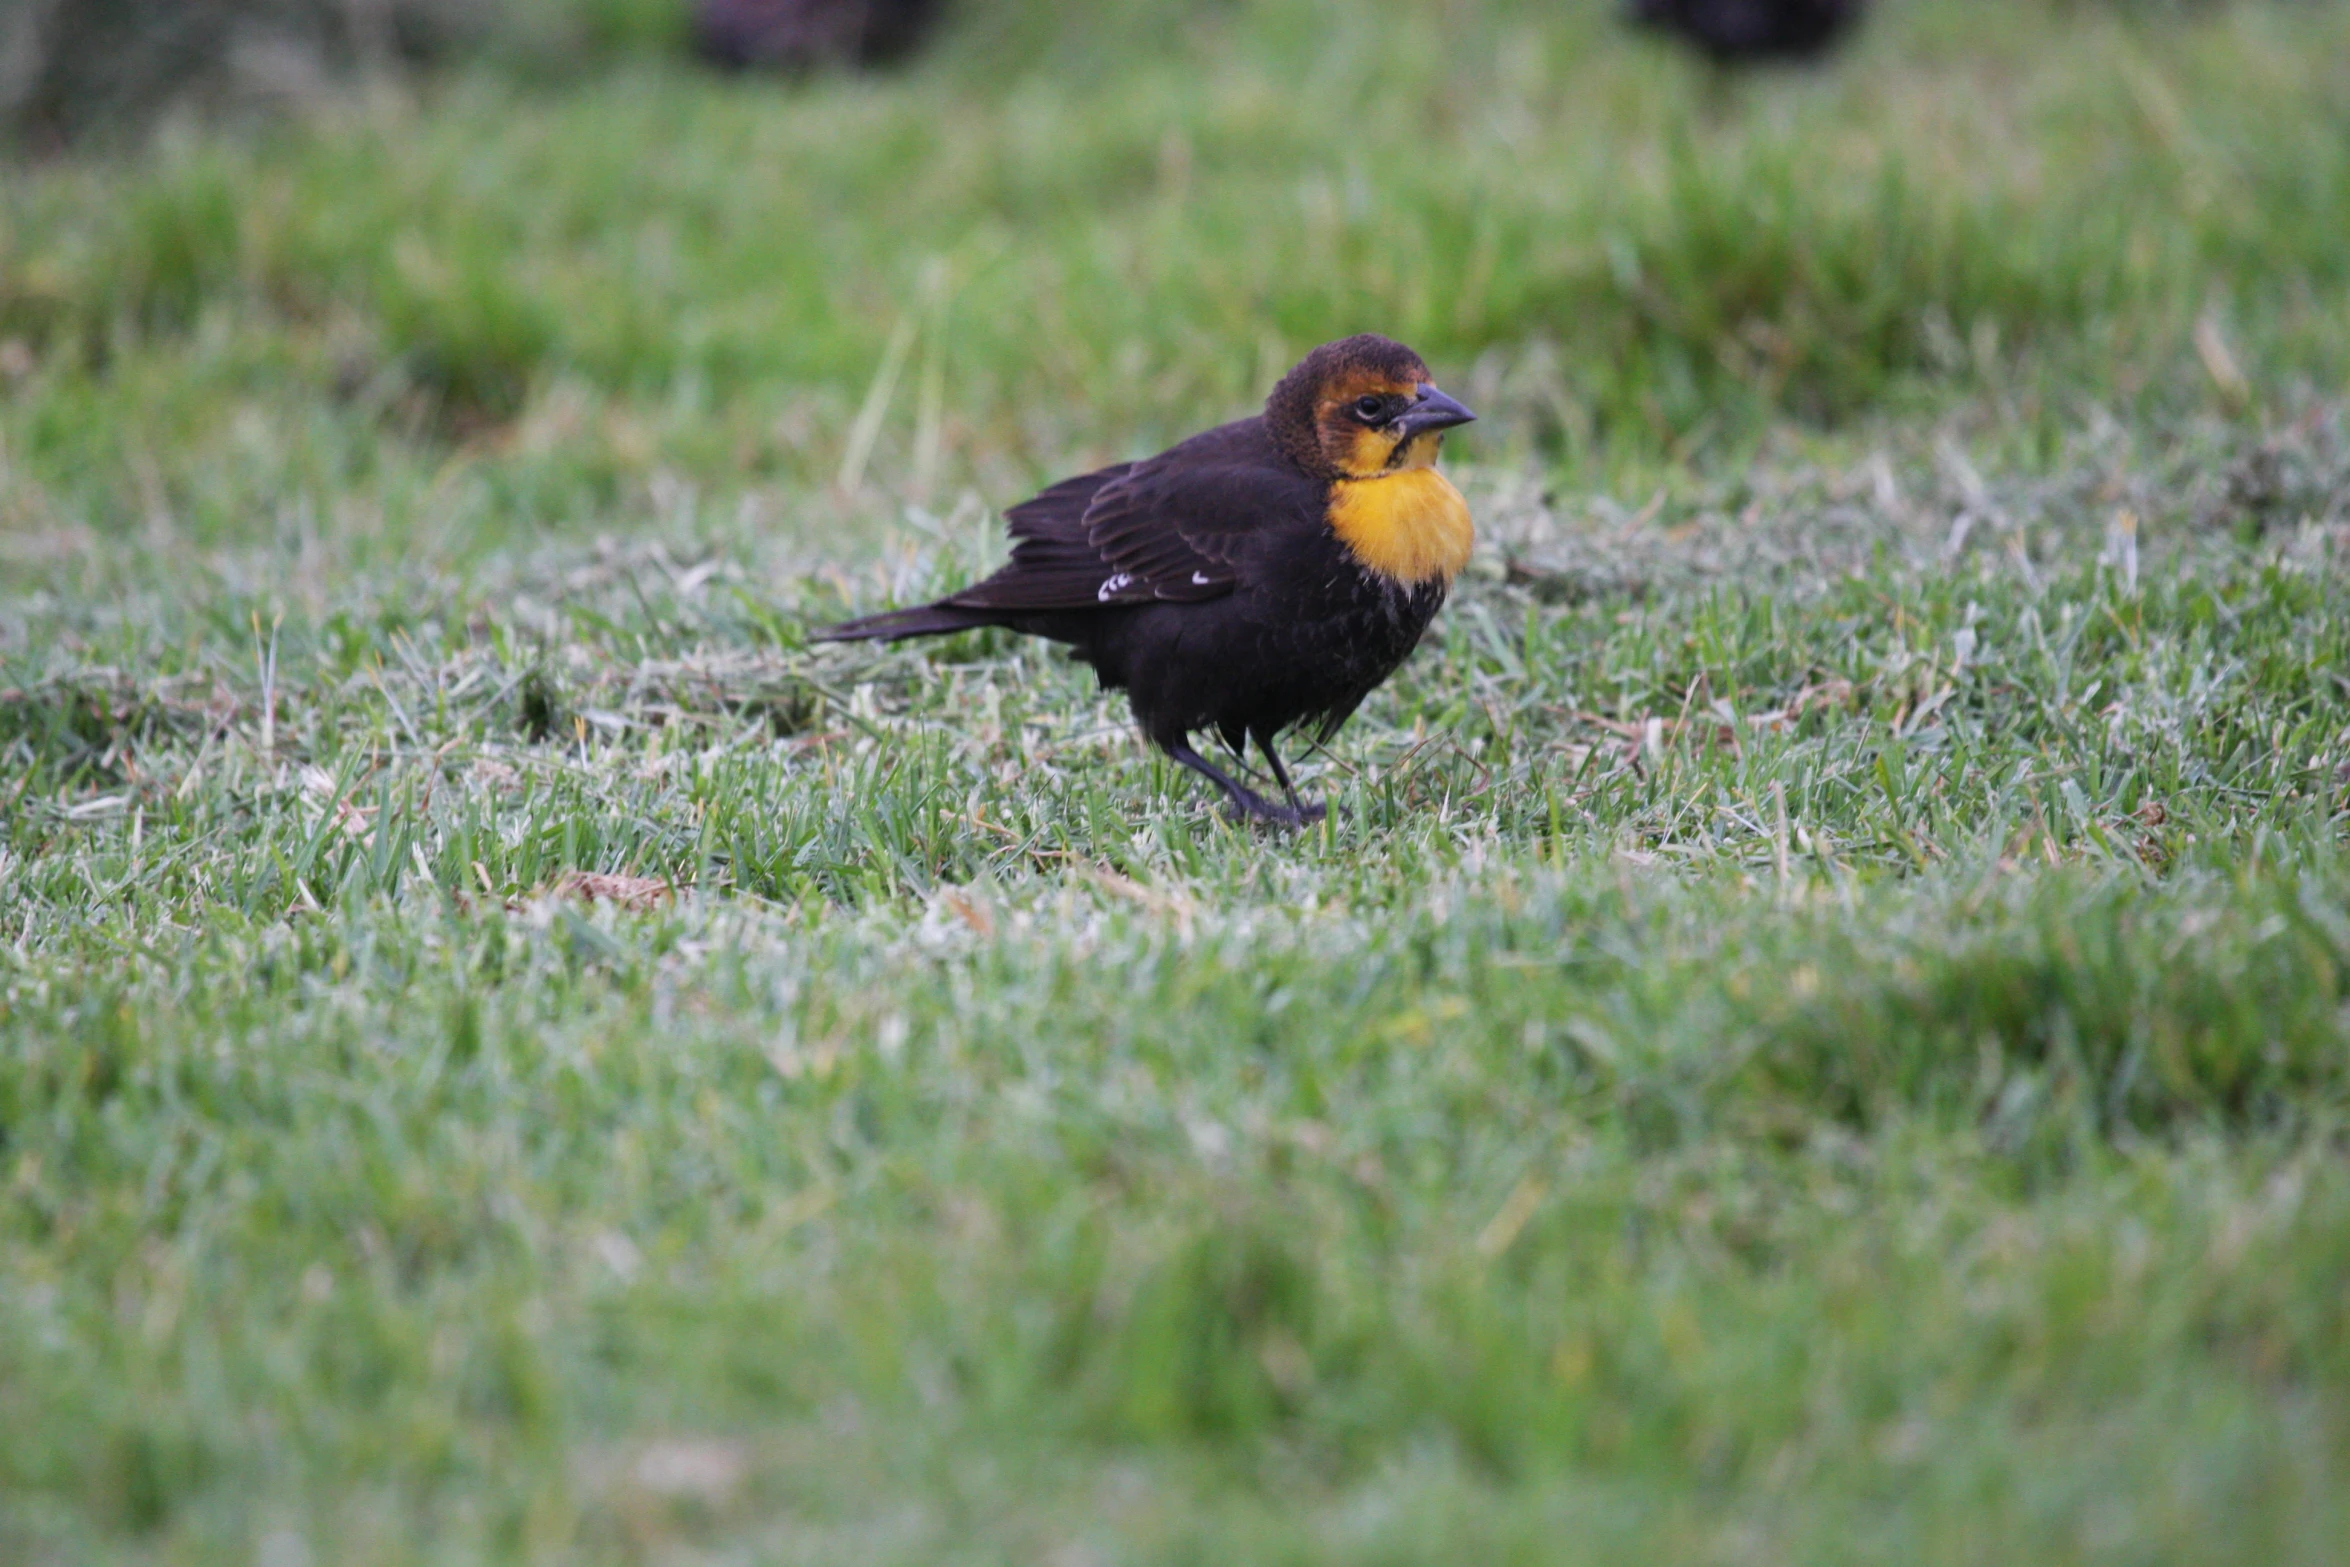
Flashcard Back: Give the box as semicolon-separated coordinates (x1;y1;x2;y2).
1327;466;1474;587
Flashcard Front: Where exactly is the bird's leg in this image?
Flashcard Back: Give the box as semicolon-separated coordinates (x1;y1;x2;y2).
1168;741;1309;828
1255;733;1328;825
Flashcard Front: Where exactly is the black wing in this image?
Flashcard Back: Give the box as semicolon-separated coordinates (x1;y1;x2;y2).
942;463;1140;612
943;420;1312;614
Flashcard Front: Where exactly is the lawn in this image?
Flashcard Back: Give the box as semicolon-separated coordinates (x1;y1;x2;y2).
4;0;2350;1561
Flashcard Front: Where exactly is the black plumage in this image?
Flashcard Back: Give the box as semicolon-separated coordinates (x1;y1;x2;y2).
694;0;942;71
818;335;1479;827
1627;0;1867;64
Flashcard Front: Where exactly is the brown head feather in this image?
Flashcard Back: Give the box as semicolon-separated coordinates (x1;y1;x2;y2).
1265;334;1435;480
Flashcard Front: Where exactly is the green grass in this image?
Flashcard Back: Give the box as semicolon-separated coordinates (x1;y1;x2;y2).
5;1;2350;1561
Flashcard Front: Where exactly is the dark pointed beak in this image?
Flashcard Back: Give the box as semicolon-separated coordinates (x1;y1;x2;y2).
1395;384;1477;440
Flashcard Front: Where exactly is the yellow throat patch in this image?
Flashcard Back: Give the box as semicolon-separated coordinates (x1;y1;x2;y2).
1327;464;1474;587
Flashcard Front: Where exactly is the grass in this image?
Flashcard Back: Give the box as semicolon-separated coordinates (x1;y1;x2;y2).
4;0;2350;1561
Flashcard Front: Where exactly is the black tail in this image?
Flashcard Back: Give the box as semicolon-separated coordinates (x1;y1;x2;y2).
813;601;1002;643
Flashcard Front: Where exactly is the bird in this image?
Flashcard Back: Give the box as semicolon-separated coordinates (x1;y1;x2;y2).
1626;0;1867;65
693;0;942;72
817;334;1479;828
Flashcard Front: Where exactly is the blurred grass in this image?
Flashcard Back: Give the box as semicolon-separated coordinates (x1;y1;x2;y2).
4;0;2347;562
0;0;691;148
5;1;2350;1563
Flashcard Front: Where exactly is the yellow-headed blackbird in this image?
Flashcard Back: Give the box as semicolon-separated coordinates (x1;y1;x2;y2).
818;334;1478;826
1628;0;1866;64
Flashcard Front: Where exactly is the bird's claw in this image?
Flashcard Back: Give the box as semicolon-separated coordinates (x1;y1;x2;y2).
1225;796;1330;830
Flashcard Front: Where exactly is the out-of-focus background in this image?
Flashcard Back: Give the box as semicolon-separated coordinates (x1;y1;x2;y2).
5;0;2340;571
6;4;2350;1564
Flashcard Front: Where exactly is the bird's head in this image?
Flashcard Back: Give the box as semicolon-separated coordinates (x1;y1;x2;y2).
1266;334;1477;481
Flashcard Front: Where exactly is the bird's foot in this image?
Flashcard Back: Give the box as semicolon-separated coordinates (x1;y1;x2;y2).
1167;743;1328;831
1224;794;1329;830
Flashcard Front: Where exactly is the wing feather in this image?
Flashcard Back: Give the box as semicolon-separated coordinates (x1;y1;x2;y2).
942;463;1128;612
941;419;1313;613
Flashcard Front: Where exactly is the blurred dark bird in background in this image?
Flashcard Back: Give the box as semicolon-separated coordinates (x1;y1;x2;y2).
818;335;1479;828
694;0;943;71
1627;0;1868;64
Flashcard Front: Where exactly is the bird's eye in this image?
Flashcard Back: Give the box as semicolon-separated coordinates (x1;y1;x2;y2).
1352;395;1388;422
